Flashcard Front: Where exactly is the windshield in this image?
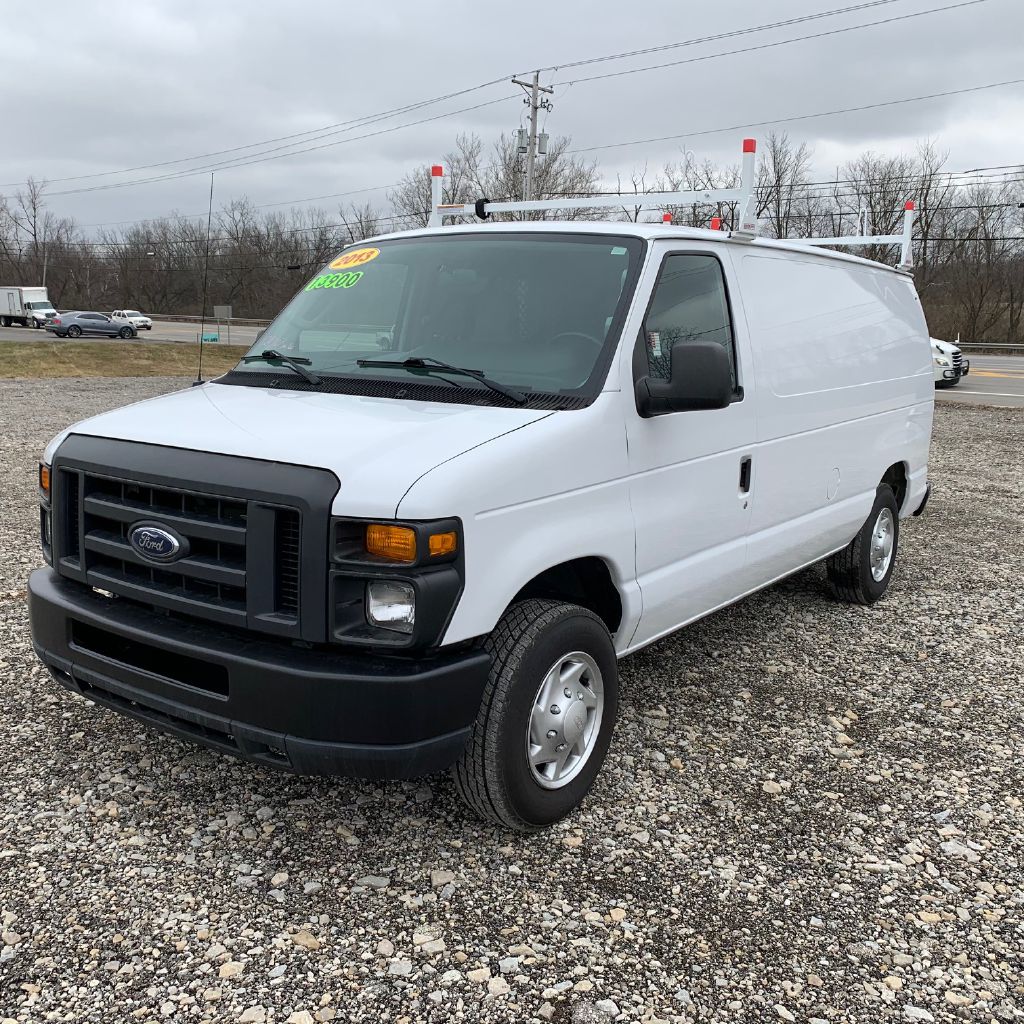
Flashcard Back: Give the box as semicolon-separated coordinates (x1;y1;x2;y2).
26;301;55;311
229;233;644;399
123;310;142;317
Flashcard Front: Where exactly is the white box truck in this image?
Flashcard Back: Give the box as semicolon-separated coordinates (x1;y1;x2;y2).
1;286;57;328
28;140;933;831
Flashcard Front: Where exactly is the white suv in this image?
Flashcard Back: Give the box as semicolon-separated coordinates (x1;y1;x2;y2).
112;309;153;331
30;223;933;830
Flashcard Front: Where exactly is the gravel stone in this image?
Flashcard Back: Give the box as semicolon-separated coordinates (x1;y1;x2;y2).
1;381;1023;1023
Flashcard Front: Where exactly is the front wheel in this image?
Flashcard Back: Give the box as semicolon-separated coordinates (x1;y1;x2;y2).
452;599;618;832
118;326;135;339
826;484;900;605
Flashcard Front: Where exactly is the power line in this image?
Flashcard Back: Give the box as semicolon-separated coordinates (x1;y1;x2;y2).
77;183;401;229
552;0;988;88
42;96;518;198
567;78;1024;155
534;0;911;73
0;0;914;192
0;86;511;190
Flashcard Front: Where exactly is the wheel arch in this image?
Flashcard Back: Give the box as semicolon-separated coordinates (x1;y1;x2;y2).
881;461;909;514
508;556;624;635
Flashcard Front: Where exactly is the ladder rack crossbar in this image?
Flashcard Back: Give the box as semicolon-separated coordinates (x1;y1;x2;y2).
425;139;917;269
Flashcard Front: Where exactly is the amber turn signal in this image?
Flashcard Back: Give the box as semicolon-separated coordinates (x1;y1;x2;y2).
428;531;458;557
365;523;417;562
39;463;51;497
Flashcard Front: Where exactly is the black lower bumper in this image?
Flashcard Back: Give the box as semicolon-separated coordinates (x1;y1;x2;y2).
28;568;490;779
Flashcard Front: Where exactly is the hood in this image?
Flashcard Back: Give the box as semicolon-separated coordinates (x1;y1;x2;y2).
47;381;552;517
930;337;959;356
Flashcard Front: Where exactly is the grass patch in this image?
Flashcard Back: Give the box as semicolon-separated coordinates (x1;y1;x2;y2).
0;341;249;379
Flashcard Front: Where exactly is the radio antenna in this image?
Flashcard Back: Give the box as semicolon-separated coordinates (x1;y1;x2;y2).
196;172;215;383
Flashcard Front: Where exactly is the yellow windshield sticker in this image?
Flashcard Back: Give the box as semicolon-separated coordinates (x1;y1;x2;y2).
305;271;364;291
329;247;380;270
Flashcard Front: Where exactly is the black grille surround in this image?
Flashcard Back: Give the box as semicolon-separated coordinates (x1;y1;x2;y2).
51;435;339;642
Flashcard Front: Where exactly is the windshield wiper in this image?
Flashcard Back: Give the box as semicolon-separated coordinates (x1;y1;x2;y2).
356;356;527;404
242;349;322;386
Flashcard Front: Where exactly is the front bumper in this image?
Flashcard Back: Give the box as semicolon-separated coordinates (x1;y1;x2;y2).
28;568;490;779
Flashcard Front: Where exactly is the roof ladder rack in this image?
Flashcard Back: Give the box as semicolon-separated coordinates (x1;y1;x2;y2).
787;201;917;269
427;136;916;270
428;138;761;233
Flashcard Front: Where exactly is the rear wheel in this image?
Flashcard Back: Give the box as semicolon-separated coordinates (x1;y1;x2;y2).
67;325;82;338
452;599;618;832
826;484;900;605
0;317;9;327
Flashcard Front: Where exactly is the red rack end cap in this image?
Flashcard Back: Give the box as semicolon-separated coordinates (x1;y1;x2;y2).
710;216;722;230
662;212;673;223
905;200;915;211
431;165;444;177
742;138;757;153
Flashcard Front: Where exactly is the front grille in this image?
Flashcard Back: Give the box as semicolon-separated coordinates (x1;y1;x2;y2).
56;467;304;634
952;351;963;371
78;472;250;625
50;436;339;643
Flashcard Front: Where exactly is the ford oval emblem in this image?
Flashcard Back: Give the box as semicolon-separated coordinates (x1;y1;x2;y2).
128;522;189;563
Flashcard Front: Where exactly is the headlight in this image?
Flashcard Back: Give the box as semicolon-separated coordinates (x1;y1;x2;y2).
934;356;950;367
366;580;415;633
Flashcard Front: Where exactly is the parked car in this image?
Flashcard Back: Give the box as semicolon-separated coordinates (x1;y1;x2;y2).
112;309;153;331
46;312;136;339
28;195;933;831
931;337;969;387
1;285;56;328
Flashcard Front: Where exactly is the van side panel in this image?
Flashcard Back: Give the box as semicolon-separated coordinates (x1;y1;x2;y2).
736;251;932;586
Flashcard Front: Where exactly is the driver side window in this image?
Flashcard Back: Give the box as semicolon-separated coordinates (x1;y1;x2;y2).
641;254;737;389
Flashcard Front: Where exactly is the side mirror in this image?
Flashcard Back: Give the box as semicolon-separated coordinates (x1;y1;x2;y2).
635;340;733;417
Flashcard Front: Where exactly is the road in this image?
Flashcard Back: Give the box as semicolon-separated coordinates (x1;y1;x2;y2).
1;323;1022;404
936;353;1024;408
0;320;262;347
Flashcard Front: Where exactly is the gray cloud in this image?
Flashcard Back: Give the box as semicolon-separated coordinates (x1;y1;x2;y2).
5;0;1022;230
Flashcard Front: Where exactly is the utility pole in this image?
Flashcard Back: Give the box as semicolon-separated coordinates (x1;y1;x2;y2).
511;71;553;201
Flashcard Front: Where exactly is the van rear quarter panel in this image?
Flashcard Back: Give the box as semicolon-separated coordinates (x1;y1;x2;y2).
734;250;932;582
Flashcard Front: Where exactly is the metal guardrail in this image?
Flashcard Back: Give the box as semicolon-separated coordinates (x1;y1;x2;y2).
148;313;272;327
957;342;1024;352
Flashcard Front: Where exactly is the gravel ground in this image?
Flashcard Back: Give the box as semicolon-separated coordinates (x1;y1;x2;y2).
1;377;1022;1024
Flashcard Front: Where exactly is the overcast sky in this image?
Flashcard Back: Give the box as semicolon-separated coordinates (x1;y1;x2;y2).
4;0;1022;233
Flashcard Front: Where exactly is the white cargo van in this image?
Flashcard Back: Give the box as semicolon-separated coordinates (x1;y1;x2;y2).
28;141;933;831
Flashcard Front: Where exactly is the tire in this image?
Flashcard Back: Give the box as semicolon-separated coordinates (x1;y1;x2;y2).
452;599;618;832
119;326;134;339
826;484;900;605
55;333;67;338
0;317;8;327
67;325;82;338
